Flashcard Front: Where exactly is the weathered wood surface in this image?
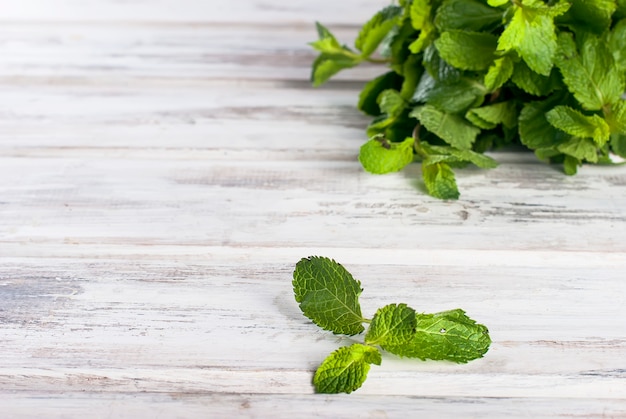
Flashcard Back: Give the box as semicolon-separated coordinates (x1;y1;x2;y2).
1;1;625;417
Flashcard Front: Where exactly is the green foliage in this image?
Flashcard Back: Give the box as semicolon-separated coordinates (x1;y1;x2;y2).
309;1;626;199
293;257;491;394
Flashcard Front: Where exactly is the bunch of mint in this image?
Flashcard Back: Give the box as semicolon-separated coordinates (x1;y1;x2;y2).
292;256;491;394
310;0;626;199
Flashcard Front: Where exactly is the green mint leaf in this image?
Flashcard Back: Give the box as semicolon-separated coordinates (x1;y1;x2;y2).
618;0;626;18
366;111;416;143
383;309;491;363
365;303;417;347
400;54;424;100
414;70;484;114
410;0;433;30
355;6;403;57
511;60;562;96
559;0;616;35
409;26;435;54
611;134;626;158
359;136;415;174
409;0;435;54
422;161;460;200
411;105;480;150
422;44;464;83
608;19;626;72
422;143;498;169
435;30;498;71
311;22;342;52
378;89;407;118
358;72;403;116
311;53;361;87
313;343;382;394
466;101;518;130
557;137;599;163
293;256;365;335
484;56;514;92
434;0;504;32
498;1;568;76
310;22;362;87
518;96;565;149
545;106;611;146
554;32;624;110
488;0;508;7
563;155;580;175
606;100;626;135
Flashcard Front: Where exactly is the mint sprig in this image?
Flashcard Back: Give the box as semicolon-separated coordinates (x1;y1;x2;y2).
293;256;491;394
310;0;626;199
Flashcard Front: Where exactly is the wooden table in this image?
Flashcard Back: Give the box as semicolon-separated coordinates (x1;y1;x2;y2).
1;1;625;417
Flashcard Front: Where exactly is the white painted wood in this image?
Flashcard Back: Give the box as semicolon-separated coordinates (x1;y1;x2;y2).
1;0;625;417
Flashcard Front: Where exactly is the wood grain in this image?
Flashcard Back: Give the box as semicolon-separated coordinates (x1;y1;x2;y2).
1;0;625;417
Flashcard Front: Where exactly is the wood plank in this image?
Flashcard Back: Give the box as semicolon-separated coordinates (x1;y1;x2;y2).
0;0;386;24
3;393;625;418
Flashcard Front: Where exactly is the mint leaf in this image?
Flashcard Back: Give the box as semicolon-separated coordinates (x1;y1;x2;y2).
399;54;424;100
365;303;417;347
383;309;491;363
410;0;432;30
608;19;626;72
411;105;480;150
409;0;435;54
554;32;624;110
310;23;362;86
611;134;626;158
310;22;344;54
498;1;569;76
355;6;403;57
314;343;382;394
557;137;599;163
563;155;580;175
488;0;508;6
378;89;407;118
545;106;611;146
466;101;517;130
358;72;403;116
434;0;503;32
484;56;514;92
511;60;562;96
359;136;415;174
422;161;460;200
311;53;361;87
293;256;365;335
416;75;485;114
518;96;564;149
607;100;626;135
435;30;498;71
618;0;626;18
422;143;498;169
559;0;616;35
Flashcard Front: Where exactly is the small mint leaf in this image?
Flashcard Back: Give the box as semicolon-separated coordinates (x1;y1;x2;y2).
359;136;415;175
355;6;403;57
293;256;365;335
411;105;480;150
365;303;417;347
545;106;611;146
314;344;382;394
422;161;460;200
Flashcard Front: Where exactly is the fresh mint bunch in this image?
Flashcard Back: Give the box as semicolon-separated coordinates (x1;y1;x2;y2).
310;0;626;199
293;256;491;394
